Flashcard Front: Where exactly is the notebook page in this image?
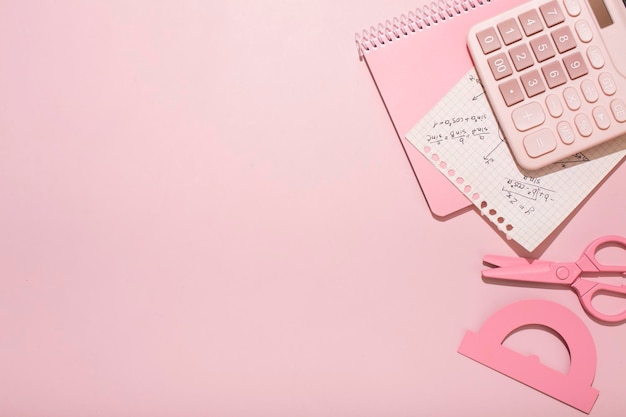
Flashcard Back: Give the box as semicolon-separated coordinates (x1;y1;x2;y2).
406;68;626;252
357;0;530;217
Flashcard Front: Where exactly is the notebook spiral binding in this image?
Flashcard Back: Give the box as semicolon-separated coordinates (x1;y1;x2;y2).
355;0;491;56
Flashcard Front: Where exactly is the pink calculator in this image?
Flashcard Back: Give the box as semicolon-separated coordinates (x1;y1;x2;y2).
467;0;626;170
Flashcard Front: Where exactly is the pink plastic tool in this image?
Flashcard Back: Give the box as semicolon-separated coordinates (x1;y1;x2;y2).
483;235;626;323
458;299;599;414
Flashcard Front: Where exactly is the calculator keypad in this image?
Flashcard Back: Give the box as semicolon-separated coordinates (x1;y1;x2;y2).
468;0;626;169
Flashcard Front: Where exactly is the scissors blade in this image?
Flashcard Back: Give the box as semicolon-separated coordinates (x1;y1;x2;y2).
483;254;534;268
482;255;553;281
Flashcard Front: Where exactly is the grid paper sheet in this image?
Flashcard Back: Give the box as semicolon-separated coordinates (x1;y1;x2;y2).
406;68;626;252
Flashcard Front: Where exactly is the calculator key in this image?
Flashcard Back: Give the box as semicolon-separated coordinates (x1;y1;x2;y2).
575;20;593;42
611;99;626;122
563;87;582;110
530;35;556;62
599;73;617;96
564;0;582;16
557;121;576;144
575;114;593;137
498;18;523;45
477;27;502;54
524;129;557;157
509;44;534;71
499;78;525;106
593;106;611;130
521;70;546;97
512;101;546;131
540;1;566;27
518;9;544;36
542;61;567;88
488;53;513;80
581;79;599;103
563;52;588;80
546;94;564;117
587;46;605;69
552;26;577;53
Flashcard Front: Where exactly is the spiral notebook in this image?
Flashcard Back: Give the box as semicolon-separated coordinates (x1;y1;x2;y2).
356;0;529;216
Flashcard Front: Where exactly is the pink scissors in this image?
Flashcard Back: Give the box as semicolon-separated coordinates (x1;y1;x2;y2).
483;235;626;323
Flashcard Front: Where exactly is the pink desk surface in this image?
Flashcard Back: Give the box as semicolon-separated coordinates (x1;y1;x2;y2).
2;1;626;416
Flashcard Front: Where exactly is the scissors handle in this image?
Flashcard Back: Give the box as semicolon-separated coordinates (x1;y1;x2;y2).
575;280;626;323
580;235;626;273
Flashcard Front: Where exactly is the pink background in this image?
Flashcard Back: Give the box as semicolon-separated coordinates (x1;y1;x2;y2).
2;0;626;415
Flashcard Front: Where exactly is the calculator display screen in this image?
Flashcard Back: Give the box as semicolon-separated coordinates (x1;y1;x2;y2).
589;0;613;28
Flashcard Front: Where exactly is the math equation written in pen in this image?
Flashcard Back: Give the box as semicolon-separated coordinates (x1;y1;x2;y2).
427;115;591;170
502;176;556;215
427;117;491;145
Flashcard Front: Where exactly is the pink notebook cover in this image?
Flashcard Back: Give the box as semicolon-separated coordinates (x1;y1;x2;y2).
357;0;528;217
